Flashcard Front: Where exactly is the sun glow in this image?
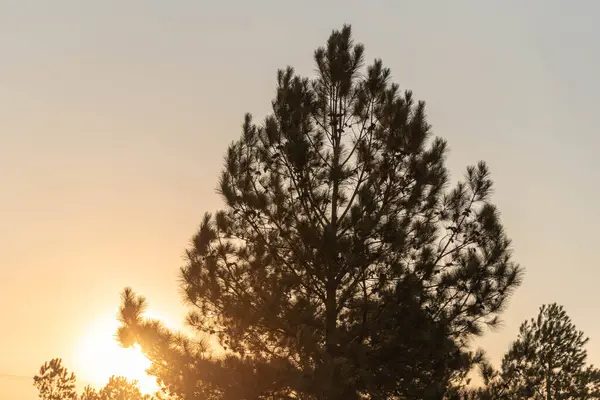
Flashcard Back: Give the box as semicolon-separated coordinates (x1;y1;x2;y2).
77;315;158;395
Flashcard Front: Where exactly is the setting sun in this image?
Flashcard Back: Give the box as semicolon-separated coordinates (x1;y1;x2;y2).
76;315;158;395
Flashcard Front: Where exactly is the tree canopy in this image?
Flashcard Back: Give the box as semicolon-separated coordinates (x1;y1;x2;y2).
475;303;600;399
98;376;145;400
33;359;156;400
117;24;522;399
33;358;77;400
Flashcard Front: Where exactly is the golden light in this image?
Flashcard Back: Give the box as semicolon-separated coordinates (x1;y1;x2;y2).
76;315;158;395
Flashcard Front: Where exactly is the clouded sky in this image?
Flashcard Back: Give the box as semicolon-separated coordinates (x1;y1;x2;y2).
2;1;599;398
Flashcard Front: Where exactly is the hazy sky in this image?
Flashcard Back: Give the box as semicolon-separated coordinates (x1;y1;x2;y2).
2;1;600;398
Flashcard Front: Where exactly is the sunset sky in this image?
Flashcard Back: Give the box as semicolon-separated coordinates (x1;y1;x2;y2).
2;1;600;398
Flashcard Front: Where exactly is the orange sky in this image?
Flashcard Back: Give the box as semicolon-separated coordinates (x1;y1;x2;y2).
3;1;600;398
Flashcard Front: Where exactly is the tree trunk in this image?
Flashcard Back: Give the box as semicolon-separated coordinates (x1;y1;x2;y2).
325;89;343;400
546;361;552;400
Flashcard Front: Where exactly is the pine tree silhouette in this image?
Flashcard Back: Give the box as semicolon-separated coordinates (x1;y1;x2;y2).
118;24;522;399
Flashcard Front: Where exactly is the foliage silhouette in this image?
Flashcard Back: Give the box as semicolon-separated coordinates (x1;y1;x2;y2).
80;385;101;400
470;303;600;399
33;358;77;400
118;24;522;399
98;375;145;400
118;288;298;399
33;358;158;400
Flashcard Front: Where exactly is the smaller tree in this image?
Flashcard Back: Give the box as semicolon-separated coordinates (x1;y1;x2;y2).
98;376;144;400
81;385;100;400
484;303;600;399
33;358;77;400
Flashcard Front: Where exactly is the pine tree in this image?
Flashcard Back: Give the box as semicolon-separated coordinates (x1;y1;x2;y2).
98;376;144;400
33;358;77;400
496;303;600;399
80;385;100;400
118;24;522;399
